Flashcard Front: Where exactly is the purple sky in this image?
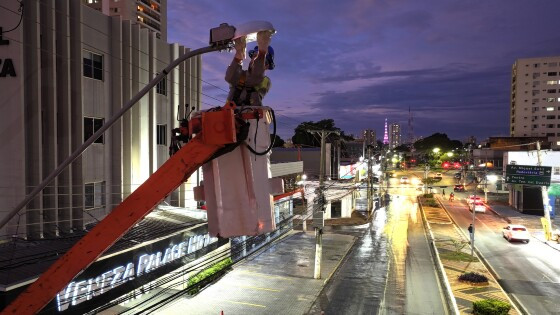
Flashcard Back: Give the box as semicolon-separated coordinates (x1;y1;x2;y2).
168;0;560;143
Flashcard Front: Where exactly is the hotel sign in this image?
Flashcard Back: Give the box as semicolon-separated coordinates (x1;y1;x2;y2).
0;28;17;77
55;229;222;312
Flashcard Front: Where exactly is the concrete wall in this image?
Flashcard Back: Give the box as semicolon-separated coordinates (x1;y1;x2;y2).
271;145;331;180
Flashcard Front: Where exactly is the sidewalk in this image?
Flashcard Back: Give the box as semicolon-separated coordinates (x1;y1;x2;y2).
483;198;560;252
157;231;356;315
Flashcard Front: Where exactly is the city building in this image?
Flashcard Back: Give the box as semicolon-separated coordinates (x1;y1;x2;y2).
388;123;402;149
363;129;376;147
510;56;560;150
0;1;200;240
83;0;167;41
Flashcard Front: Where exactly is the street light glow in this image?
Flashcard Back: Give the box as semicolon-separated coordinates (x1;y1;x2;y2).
302;174;307;180
447;152;453;157
433;148;440;153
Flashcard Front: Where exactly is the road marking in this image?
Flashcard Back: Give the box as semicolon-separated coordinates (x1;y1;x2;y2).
225;300;267;308
235;284;281;292
238;270;292;280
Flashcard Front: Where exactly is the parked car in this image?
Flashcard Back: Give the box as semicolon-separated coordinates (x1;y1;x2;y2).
454;172;462;179
400;176;409;184
502;224;530;243
454;184;465;192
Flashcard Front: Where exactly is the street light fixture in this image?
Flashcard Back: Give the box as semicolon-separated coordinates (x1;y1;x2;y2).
433;148;441;153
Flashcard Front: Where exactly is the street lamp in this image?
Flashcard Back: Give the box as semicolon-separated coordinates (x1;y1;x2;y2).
433;147;441;153
447;152;453;157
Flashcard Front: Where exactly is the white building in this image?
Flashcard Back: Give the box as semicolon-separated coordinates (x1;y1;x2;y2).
510;56;560;150
83;0;167;41
0;0;201;239
388;123;401;149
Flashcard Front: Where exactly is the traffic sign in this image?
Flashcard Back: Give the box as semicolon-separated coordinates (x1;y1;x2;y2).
505;165;551;186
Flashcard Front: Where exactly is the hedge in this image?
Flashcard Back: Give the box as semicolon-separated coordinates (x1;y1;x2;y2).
187;257;233;294
472;299;511;315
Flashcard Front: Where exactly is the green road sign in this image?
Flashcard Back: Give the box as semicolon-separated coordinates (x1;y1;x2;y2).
505;165;552;186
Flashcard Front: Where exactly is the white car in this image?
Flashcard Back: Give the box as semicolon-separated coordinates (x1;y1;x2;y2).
473;204;486;213
400;176;409;184
502;224;530;243
467;195;482;205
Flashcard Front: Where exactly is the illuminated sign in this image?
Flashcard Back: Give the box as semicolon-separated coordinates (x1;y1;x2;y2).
56;233;217;311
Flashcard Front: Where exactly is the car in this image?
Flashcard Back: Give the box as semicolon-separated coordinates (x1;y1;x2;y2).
435;172;442;177
454;184;465;192
467;195;482;204
473;204;486;212
400;176;409;184
454;172;462;179
502;224;530;243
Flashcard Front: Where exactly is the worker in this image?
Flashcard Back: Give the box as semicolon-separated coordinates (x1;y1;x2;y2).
225;31;274;107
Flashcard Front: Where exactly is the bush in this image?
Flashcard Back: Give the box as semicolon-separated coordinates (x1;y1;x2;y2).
459;272;488;283
424;199;439;207
423;193;434;198
187;258;232;294
473;299;511;315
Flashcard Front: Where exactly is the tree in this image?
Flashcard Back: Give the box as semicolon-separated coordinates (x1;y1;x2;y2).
270;134;285;148
291;119;353;147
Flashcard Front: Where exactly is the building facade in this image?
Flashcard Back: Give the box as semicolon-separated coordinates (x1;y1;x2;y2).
510;56;560;150
363;129;376;147
83;0;167;41
388;123;401;149
0;1;201;239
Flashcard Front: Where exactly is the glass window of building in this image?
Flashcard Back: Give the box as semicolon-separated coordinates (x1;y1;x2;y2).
85;181;106;210
156;75;167;95
83;50;103;80
84;117;104;144
156;124;167;145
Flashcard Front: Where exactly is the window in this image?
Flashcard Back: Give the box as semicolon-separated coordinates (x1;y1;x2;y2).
533;81;540;87
547;98;555;102
532;107;539;112
156;124;166;145
554;167;560;175
550;62;558;67
547;125;555;129
85;182;106;210
532;90;540;96
557;141;560;146
547;107;555;111
532;124;538;128
83;50;103;80
156;75;167;95
548;72;558;76
547;80;558;85
547;115;556;119
533;73;540;79
534;63;540;68
84;117;104;143
547;89;557;93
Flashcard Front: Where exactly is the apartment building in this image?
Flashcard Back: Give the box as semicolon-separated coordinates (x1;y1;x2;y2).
84;0;167;41
363;129;376;147
388;123;401;149
0;1;200;239
510;56;560;150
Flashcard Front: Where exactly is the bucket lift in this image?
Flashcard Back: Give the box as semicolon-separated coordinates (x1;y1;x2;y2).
1;22;277;315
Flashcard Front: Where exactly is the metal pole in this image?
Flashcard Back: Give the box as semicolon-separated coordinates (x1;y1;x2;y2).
0;44;227;231
536;141;552;240
424;164;429;194
314;131;327;279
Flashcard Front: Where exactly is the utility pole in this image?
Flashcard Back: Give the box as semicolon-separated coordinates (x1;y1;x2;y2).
424;164;430;194
536;141;553;240
367;145;373;212
306;129;339;279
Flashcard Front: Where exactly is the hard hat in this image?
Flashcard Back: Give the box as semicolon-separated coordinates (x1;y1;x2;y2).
248;46;275;70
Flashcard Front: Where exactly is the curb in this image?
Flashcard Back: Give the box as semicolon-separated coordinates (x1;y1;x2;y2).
484;203;560;253
322;234;358;285
435;197;527;315
417;196;459;315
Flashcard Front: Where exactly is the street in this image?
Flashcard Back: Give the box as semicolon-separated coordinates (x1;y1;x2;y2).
441;191;560;314
310;177;447;314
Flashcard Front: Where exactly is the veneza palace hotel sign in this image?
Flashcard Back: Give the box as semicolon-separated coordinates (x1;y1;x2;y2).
52;226;225;313
0;28;17;77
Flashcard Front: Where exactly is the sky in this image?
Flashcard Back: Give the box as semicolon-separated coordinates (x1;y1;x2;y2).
167;0;560;143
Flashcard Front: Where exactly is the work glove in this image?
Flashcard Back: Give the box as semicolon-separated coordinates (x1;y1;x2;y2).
234;36;246;60
257;31;272;53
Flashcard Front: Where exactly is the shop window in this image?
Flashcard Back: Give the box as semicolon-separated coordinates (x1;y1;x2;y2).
85;181;106;210
84;117;104;143
156;124;166;145
83;50;103;80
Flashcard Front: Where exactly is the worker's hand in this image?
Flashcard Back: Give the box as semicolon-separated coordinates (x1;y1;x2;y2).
257;31;272;53
234;36;246;60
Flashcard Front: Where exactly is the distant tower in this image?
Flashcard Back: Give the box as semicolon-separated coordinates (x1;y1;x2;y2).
407;106;415;152
383;118;389;145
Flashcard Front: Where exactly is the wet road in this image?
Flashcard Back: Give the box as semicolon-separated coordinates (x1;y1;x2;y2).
442;194;560;315
310;181;446;314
